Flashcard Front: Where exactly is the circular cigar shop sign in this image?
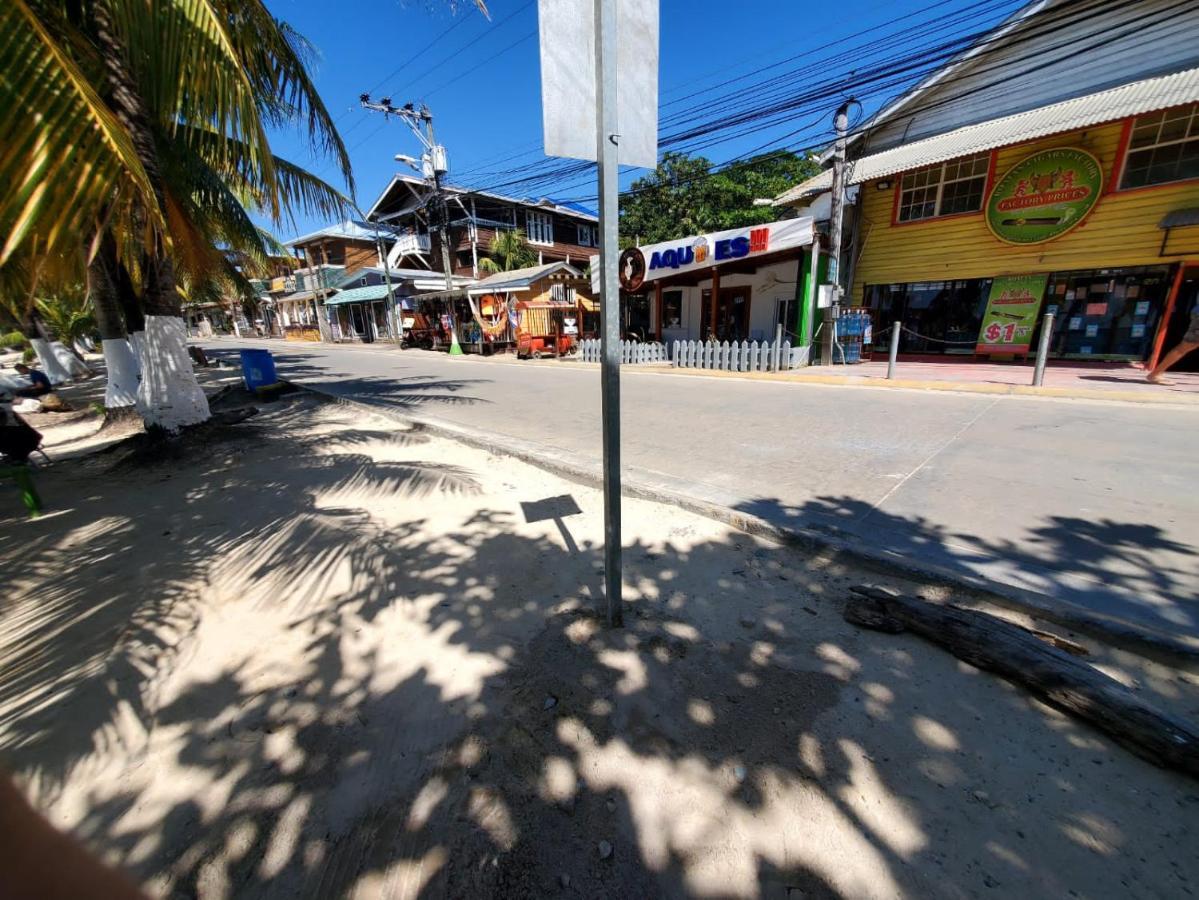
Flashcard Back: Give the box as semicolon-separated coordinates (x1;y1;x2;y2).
985;147;1103;244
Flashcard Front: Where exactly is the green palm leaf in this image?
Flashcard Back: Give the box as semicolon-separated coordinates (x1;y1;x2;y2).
0;0;160;265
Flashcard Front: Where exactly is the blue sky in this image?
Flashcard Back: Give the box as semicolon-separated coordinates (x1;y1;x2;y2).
262;0;1027;238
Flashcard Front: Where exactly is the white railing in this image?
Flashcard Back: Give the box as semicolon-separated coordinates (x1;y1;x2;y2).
578;339;669;364
387;233;431;270
671;339;800;372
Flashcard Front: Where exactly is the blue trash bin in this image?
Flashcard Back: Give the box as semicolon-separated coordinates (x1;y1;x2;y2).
239;349;277;391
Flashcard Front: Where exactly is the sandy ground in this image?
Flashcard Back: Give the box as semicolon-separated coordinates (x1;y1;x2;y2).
1;378;1197;900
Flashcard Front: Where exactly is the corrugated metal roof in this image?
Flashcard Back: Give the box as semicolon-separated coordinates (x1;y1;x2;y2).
776;67;1199;205
324;284;394;306
466;262;582;294
286;219;399;248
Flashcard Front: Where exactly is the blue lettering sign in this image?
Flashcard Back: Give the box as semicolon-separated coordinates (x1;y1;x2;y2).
649;245;699;270
729;236;750;258
715;239;731;260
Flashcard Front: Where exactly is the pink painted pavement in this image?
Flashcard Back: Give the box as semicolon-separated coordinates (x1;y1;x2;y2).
798;357;1199;396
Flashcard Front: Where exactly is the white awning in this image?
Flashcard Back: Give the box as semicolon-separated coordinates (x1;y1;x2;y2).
775;66;1199;205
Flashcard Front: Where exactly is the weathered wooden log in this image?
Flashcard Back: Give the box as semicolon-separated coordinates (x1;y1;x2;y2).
845;585;1199;778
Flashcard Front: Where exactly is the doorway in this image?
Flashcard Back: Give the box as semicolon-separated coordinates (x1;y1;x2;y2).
701;285;751;342
1159;266;1199;370
350;304;374;342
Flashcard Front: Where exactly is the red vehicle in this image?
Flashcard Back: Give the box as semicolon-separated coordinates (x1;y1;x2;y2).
515;300;579;358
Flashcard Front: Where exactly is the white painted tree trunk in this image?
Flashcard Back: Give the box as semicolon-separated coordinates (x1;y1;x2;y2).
129;330;145;375
101;339;140;408
29;338;72;384
51;341;92;378
136;316;210;431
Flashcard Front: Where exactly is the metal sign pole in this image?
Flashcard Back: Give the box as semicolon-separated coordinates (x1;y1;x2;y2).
594;0;622;627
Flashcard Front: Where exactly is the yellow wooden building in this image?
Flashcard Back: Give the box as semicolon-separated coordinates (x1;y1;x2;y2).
776;0;1199;368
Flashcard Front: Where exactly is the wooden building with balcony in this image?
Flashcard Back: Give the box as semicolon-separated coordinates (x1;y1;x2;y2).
365;175;599;278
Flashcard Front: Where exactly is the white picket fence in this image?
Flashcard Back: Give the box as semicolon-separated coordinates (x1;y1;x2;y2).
671;339;800;372
578;337;803;371
578;339;669;364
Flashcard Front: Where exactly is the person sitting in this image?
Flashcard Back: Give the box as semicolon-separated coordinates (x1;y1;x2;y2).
0;393;43;463
12;364;51;398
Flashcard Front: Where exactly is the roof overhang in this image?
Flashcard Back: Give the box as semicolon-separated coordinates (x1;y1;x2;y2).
468;284;530;296
775;66;1199;206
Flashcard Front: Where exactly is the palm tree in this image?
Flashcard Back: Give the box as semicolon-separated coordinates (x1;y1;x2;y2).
2;0;353;429
478;229;538;274
36;293;96;357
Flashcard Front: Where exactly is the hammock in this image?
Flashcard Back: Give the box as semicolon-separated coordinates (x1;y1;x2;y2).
469;293;510;338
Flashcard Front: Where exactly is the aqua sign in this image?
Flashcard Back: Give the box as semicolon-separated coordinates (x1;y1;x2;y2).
985;147;1103;245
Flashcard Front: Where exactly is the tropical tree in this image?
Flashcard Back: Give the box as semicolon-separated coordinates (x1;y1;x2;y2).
36;293;97;356
478;229;538;274
619;150;821;244
2;0;353;430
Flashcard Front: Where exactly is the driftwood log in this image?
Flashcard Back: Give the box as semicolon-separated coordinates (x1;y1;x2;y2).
844;586;1199;778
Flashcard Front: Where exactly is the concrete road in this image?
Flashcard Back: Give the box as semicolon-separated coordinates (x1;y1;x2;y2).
205;338;1199;640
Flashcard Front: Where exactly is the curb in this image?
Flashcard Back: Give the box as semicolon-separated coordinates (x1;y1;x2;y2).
203;337;1199;406
294;380;1199;663
564;359;1199;406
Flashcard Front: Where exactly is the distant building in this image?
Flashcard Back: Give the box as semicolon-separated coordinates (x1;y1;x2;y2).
278;220;395;340
775;0;1199;369
366;175;599;277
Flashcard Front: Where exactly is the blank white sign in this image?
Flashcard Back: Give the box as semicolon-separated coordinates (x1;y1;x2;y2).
538;0;659;169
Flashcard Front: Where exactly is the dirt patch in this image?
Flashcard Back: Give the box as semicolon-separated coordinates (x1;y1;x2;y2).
429;607;842;898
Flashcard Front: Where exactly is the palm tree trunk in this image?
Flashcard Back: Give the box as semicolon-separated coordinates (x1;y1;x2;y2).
115;261;145;373
91;0;208;431
89;236;139;409
21;314;73;385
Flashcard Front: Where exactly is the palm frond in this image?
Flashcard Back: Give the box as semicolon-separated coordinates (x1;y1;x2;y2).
111;0;276;189
0;0;160;265
215;1;354;195
171;123;353;227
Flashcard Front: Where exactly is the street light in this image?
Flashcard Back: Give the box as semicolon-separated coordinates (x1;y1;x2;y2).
394;153;420;170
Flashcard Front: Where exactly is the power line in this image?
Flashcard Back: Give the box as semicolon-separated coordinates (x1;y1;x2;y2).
397;0;536;98
466;0;1161;199
545;0;1187;206
453;0;1011;188
465;0;1038;194
364;10;478;100
453;0;1019;182
423;31;537;100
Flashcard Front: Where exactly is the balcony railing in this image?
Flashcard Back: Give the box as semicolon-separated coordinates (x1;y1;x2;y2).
392;233;431;254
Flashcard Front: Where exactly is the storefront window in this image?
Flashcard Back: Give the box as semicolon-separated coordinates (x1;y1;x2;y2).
1120;104;1199;189
622;293;652;340
864;279;990;352
897;153;990;222
662;290;683;330
1041;267;1171;359
867;267;1172;360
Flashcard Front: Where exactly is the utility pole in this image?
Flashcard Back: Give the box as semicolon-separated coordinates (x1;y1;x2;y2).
360;96;461;352
594;0;622;628
821;99;852;366
372;227;401;346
